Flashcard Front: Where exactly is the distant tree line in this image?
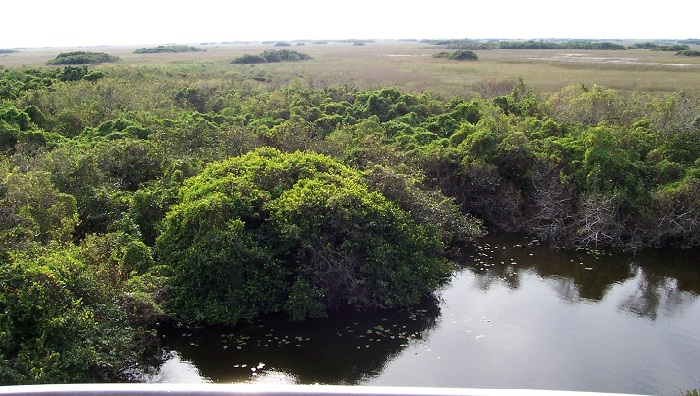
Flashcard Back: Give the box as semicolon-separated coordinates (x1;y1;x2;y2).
677;50;700;57
335;39;375;44
421;39;627;50
133;45;205;54
498;40;626;50
628;42;690;51
422;39;495;50
0;49;18;54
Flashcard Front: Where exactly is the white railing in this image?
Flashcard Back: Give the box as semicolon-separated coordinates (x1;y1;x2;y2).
0;384;648;396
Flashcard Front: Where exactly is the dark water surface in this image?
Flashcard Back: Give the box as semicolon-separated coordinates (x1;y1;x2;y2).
150;233;700;396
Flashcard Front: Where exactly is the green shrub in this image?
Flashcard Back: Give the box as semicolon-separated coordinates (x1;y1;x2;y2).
0;171;78;252
156;148;454;325
0;247;148;383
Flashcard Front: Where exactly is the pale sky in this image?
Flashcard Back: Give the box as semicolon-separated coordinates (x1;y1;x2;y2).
1;0;698;48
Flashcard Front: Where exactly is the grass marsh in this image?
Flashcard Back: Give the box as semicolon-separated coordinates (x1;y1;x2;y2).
3;41;699;96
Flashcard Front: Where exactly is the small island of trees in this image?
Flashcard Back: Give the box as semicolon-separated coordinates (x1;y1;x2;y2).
231;49;312;64
433;50;478;61
47;51;120;65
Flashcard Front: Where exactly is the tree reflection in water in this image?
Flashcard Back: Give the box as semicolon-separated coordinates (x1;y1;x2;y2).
459;232;700;320
157;296;441;384
618;248;700;320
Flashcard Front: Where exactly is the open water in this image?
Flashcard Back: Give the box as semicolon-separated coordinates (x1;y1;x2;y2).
148;233;700;396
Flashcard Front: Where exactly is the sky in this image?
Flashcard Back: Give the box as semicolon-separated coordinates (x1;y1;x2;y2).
1;0;698;48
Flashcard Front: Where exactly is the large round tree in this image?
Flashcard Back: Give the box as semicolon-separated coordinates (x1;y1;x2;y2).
156;148;460;324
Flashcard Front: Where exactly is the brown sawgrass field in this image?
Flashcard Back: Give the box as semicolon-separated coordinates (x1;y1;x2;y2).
2;40;699;97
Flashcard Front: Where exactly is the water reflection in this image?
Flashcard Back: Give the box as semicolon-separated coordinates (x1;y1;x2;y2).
153;233;700;396
619;266;699;321
158;297;441;384
459;233;700;320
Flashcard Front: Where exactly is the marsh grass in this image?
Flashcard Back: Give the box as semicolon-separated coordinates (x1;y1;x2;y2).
4;41;699;96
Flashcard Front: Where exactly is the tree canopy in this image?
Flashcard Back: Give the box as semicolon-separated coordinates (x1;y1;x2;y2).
155;148;464;324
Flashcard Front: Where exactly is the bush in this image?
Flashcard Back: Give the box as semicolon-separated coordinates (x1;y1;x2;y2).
0;171;78;252
156;148;454;325
0;247;150;383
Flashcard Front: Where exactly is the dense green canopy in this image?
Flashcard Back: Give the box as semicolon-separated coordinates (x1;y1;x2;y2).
156;148;455;324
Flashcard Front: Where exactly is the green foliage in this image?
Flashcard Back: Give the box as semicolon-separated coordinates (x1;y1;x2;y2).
432;50;478;61
1;68;59;100
156;148;455;325
0;103;30;131
133;45;205;54
422;39;495;50
59;65;88;82
0;120;19;153
261;49;312;62
629;42;689;51
498;40;626;50
676;50;700;57
231;49;312;64
231;54;269;64
47;51;119;65
451;50;478;61
82;118;150;140
363;165;483;245
0;246;155;383
0;171;78;252
544;84;625;126
0;103;33;153
36;139;162;238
